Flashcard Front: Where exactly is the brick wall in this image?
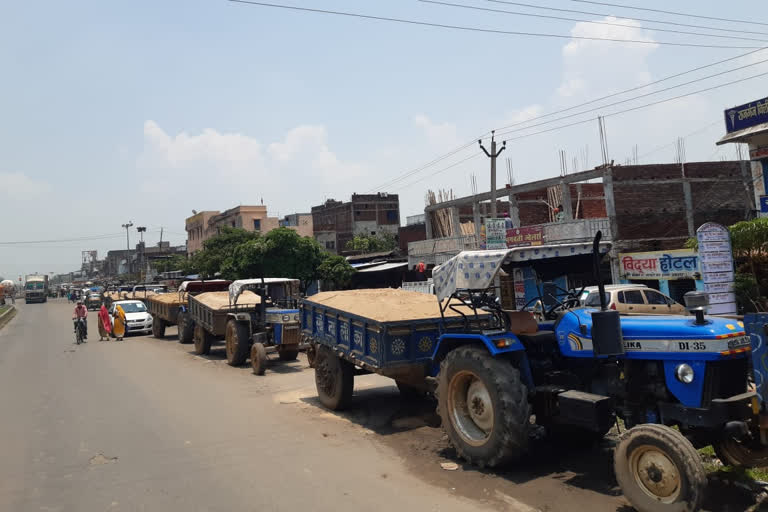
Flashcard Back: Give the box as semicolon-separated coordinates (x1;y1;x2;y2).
398;223;427;252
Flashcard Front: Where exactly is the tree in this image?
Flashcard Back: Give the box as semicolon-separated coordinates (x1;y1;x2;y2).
317;254;355;289
153;254;192;274
345;232;397;254
194;227;261;279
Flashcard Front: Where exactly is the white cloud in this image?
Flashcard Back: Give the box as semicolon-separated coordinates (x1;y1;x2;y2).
0;172;51;201
501;104;543;128
413;114;462;149
559;17;658;98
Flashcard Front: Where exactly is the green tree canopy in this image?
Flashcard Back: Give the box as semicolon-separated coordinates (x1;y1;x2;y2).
194;227;260;279
345;232;397;254
316;254;356;289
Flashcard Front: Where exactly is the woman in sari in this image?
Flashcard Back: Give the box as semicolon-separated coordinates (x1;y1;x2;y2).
97;305;112;341
112;304;126;341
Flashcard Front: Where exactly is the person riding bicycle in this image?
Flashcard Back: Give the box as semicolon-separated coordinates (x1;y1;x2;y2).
72;300;88;340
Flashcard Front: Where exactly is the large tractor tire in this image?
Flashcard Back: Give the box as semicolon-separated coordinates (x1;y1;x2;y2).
177;312;194;344
437;346;529;468
614;424;706;512
193;324;213;355
152;316;166;338
314;345;354;410
277;345;299;361
714;436;768;468
251;342;268;376
225;320;251;367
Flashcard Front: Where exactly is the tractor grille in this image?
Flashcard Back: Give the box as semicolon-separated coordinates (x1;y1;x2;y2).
282;326;300;345
701;358;749;406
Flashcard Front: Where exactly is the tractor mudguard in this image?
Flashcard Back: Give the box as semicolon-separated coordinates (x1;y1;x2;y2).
435;333;525;359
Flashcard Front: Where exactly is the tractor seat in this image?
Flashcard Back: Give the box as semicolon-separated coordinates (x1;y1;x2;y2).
516;330;558;346
504;310;539;335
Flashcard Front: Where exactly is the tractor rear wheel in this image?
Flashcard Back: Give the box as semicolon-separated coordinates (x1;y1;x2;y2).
614;424;706;512
437;346;529;468
314;345;354;410
177;312;194;344
714;436;768;468
225;320;251;366
193;324;213;355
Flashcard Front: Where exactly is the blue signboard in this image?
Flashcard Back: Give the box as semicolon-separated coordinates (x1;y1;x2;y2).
725;96;768;133
761;195;768;213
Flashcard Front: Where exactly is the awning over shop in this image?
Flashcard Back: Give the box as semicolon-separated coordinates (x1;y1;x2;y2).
357;262;409;273
717;121;768;145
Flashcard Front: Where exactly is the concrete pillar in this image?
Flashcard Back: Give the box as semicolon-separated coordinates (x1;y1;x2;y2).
682;179;695;237
472;201;481;246
451;207;462;237
560;180;574;221
425;211;433;239
603;168;618;241
508;192;520;228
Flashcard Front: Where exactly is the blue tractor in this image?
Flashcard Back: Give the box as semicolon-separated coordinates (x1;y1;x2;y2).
303;233;766;512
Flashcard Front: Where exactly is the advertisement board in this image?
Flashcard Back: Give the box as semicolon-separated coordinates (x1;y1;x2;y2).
484;219;507;250
697;222;736;315
506;226;543;248
724;96;768;133
618;250;699;280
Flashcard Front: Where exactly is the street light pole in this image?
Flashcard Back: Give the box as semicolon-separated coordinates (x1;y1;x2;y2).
122;221;134;250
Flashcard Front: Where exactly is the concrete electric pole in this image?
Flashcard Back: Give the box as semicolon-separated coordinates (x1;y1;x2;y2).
479;131;506;219
122;221;134;250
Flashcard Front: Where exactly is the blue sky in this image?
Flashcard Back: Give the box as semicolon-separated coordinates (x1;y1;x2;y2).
1;0;766;277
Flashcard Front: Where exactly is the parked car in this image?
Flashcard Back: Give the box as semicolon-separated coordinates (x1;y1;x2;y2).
581;284;686;315
110;300;153;335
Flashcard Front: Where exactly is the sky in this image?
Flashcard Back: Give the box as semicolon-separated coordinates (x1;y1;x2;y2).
1;0;767;278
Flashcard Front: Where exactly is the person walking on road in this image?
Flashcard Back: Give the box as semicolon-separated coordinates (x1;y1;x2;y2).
112;304;126;341
72;300;88;341
97;304;112;341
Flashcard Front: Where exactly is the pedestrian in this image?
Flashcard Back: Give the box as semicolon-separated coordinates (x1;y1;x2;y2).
112;304;126;341
97;304;112;341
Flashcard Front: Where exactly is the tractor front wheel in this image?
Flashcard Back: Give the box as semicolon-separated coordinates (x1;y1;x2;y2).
614;424;706;512
437;346;529;468
251;342;268;375
177;312;194;344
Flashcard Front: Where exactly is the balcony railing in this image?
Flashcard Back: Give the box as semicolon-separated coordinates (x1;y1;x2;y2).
408;218;612;266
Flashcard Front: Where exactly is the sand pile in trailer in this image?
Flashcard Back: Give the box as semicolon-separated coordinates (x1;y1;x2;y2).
194;290;261;310
304;289;479;323
149;292;187;305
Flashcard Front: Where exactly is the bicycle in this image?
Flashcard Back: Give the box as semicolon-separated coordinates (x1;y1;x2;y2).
74;319;86;345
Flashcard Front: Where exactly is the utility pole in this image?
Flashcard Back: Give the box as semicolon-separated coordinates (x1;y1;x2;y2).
137;226;146;243
479;130;506;219
122;221;134;250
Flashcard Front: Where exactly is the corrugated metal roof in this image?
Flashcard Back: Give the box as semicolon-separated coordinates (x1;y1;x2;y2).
717;122;768;145
357;262;409;273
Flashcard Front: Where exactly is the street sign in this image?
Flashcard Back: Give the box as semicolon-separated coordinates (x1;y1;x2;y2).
484;218;507;250
760;195;768;213
724;96;768;133
697;222;736;315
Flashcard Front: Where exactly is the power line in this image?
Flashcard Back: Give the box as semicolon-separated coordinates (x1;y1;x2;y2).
421;0;768;43
391;153;482;192
227;0;761;49
0;233;127;246
493;55;768;137
636;120;721;161
486;0;768;37
570;0;768;28
367;140;477;192
500;68;768;143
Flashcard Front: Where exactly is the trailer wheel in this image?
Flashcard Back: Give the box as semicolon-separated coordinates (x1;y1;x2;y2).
277;345;299;361
437;346;529;468
177;312;194;344
225;320;251;366
714;436;768;468
193;324;213;355
152;317;166;338
614;424;706;512
314;345;354;410
251;342;268;375
306;342;317;368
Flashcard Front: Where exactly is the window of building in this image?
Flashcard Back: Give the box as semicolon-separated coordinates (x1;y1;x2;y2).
253;219;261;231
231;221;235;227
386;210;398;222
618;290;645;304
326;241;335;249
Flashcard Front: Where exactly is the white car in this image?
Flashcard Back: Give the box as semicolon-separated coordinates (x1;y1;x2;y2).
110;300;153;335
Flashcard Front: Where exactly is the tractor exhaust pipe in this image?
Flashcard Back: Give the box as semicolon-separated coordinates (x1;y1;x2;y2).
592;231;607;311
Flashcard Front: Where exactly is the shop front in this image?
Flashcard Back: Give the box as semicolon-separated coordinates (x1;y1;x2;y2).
717;95;768;216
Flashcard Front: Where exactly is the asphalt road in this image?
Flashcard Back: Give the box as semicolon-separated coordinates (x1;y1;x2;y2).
0;300;755;512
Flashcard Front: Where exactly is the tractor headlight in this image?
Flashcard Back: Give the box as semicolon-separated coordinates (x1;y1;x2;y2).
282;314;290;322
675;363;695;384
